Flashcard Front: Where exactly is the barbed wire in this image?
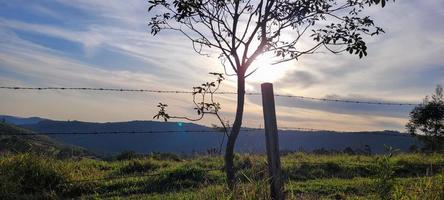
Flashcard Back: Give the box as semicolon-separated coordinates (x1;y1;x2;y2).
0;86;196;94
278;126;326;132
0;129;243;136
277;126;413;137
0;86;421;106
271;94;419;106
0;127;414;137
278;126;366;132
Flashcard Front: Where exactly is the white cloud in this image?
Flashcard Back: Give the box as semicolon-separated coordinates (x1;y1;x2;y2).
0;0;443;131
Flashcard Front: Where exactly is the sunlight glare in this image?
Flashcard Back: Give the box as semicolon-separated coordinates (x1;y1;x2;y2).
246;53;294;83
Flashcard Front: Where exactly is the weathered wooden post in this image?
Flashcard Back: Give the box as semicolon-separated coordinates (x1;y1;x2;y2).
261;83;284;200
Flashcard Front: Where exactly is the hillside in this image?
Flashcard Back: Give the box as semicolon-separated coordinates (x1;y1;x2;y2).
0;122;93;158
21;119;418;155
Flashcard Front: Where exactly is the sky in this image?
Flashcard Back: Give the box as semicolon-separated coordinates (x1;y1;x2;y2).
0;0;443;132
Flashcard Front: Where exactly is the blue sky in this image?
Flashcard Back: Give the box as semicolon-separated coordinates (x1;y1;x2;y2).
0;0;443;131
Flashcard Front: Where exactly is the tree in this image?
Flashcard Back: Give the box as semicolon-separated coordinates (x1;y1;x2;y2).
148;0;393;188
406;85;444;152
153;72;230;155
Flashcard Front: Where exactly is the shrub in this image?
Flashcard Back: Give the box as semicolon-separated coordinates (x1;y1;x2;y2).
235;156;253;170
150;152;182;161
119;160;160;175
146;165;212;192
0;154;69;199
374;147;397;200
115;150;142;161
393;173;444;200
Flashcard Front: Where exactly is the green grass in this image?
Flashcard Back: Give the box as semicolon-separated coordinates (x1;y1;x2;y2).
0;152;443;199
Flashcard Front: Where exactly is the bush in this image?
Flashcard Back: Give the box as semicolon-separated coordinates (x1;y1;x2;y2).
115;150;143;161
235;156;253;170
148;152;182;161
236;156;268;182
0;154;70;199
374;148;397;200
393;173;444;200
119;160;160;175
146;165;212;192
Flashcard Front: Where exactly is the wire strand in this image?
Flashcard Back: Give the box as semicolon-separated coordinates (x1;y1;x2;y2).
0;86;421;106
0;127;413;137
0;129;260;136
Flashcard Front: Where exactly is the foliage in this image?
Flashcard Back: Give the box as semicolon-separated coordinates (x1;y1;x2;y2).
374;146;397;200
154;72;225;123
145;165;218;193
148;0;393;66
393;173;444;200
119;160;161;175
406;85;444;151
0;154;69;199
115;150;144;161
153;73;229;155
147;152;183;161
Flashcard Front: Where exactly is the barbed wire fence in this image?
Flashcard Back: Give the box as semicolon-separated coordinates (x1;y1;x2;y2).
2;85;442;197
0;85;419;151
0;85;422;139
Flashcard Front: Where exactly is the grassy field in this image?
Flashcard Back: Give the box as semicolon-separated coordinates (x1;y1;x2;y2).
0;152;443;200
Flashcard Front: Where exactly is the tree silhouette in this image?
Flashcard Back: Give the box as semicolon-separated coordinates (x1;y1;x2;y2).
148;0;394;188
406;85;444;152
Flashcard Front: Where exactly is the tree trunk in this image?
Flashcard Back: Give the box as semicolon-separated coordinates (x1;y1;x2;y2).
225;74;245;189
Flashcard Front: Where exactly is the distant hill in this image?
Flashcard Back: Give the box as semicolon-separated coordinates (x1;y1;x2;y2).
22;120;218;155
0;115;45;125
0;122;93;158
18;118;420;155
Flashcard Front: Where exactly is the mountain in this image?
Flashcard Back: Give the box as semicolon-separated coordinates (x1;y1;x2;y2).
0;122;93;158
22;120;219;155
0;115;46;125
19;118;420;155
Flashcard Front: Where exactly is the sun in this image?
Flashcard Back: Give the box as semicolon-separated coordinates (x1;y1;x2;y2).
246;53;293;83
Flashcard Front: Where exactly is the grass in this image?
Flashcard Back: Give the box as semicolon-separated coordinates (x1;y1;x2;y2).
0;152;443;199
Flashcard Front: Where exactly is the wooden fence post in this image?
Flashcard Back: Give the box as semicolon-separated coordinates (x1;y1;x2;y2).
261;83;284;200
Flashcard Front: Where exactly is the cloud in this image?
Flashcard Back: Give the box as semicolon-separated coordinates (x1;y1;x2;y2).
275;70;321;89
0;0;443;132
0;18;104;54
246;92;414;118
286;0;444;100
0;17;229;88
0;31;226;124
0;28;181;91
